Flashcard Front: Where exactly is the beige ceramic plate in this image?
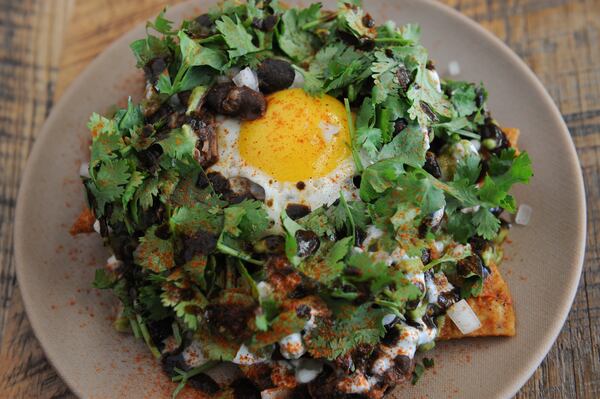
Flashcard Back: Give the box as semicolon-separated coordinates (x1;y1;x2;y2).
15;0;586;398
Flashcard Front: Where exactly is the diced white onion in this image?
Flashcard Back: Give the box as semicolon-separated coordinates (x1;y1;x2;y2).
79;162;90;178
319;121;340;143
106;255;122;272
426;69;442;93
294;358;323;384
515;204;532;225
256;281;273;299
382;314;397;326
233;67;259;92
290;70;305;89
93;219;101;234
233;344;267;365
461;205;481;214
431;207;445;227
447;299;481;334
470;139;481;151
448;60;461;76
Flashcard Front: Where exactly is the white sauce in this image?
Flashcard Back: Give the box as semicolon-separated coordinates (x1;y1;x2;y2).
370;324;420;376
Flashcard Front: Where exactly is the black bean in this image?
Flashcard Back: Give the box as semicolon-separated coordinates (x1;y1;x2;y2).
396;65;411;92
468;235;491;255
257;59;295;94
362;14;375;28
206;82;236;113
296;181;306;190
230;378;261;399
437;290;460;310
207;171;231;196
196;170;210;189
457;254;490;280
394;355;413;375
352;175;362;188
424;151;442;178
227;176;266;203
252;15;279;32
394;118;408;135
161;352;188;376
143;57;167;84
479;117;509;154
420;102;438;122
188;373;220;395
295;230;320;257
421;248;432;265
137;143;163;174
223;86;267;120
154;224;171;240
382;324;401;345
146;318;174;350
286;203;311;220
195;14;213;28
181;230;218;261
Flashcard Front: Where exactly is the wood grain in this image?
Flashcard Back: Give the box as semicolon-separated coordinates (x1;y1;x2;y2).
0;0;598;398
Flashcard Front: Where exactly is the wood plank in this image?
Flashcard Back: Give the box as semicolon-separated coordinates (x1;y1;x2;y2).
0;0;598;398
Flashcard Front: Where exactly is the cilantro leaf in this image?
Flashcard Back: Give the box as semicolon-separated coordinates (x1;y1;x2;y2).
130;35;171;68
92;269;117;289
378;123;428;166
472;207;501;239
277;9;318;61
223;200;269;241
116;98;144;132
444;80;479;117
454;154;481;184
146;9;175;35
305;303;386;360
371;51;401;104
90;159;131;209
170;204;223;236
134;226;175;272
159;125;198;160
178;31;227;70
478;151;533;210
88;114;124;166
407;62;453;126
216;15;259;58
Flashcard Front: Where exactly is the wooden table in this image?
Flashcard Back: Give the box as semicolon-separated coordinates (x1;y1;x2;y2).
0;0;598;397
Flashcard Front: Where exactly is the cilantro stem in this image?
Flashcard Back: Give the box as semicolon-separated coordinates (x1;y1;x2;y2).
171;361;220;399
129;317;141;339
217;241;264;265
136;314;161;359
301;13;337;30
172;321;182;347
339;192;356;245
373;37;408;44
344;98;364;173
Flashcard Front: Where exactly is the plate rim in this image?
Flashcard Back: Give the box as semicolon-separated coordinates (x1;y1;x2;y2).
13;1;587;398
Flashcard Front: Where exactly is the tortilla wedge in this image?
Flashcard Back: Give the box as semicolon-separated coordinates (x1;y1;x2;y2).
438;261;515;339
439;127;519;339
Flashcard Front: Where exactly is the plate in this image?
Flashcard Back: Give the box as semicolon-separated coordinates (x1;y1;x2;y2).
14;1;586;398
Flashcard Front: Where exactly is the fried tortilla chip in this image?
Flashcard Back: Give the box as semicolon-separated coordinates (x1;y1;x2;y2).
503;127;520;154
439;127;519;339
438;262;515;339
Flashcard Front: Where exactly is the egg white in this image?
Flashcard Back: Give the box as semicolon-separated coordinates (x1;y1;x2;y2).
208;116;358;225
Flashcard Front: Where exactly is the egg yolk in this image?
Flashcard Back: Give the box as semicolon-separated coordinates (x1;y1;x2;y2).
239;88;351;183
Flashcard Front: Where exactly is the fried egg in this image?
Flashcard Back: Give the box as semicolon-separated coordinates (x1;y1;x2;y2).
209;88;358;223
